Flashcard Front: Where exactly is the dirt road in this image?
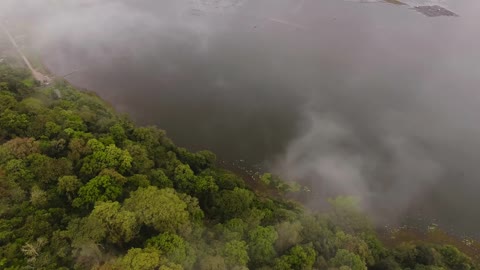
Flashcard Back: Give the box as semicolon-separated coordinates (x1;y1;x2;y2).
0;22;51;84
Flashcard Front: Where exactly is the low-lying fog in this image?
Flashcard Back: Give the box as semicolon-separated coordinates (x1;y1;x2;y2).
2;0;480;237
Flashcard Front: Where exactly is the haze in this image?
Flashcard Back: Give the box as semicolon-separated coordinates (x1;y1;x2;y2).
2;0;480;237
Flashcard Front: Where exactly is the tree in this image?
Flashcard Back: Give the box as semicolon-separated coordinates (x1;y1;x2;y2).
0;91;17;112
0;109;29;136
67;217;106;248
80;140;132;177
67;137;90;163
223;240;249;268
370;257;401;270
56;109;86;131
194;175;218;196
248;226;278;266
89;201;139;245
330;249;367;270
4;158;34;189
328;197;371;234
360;232;386;267
117;248;162;270
21;237;48;264
116;248;182;270
145;232;195;267
72;175;123;208
394;242;420;269
132;126;166;146
199;255;227;270
176;148;216;173
109;123;127;146
197;150;216;167
222;218;247;241
19;97;46;115
123;187;190;234
412;244;443;267
274;244;316;270
57;175;82;201
274;221;303;253
438;245;472;270
161;151;182;178
173;164;195;193
30;185;48;207
44;121;62;138
28;154;72;185
260;173;273;186
205;169;245;190
336;231;375;266
2;137;40;159
126;143;154;174
126;174;150;190
213;188;254;220
149;169;173;188
242;208;267;229
178;193;205;223
0;169;25;205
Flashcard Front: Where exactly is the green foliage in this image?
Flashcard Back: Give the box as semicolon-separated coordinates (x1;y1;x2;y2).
207;169;245;190
30;185;48;207
176;148;216;173
2;137;40;159
0;109;29;136
80;140;132;177
126;143;154;174
127;174;150;190
248;226;278;266
123;187;190;234
4;158;34;189
328;196;372;234
149;169;173;188
0;91;17;112
28;154;72;185
117;248;162;270
330;249;367;270
109;123;127;145
223;240;249;267
199;255;227;270
73;175;123;208
89;201;139;245
260;173;301;193
274;244;316;270
438;245;472;270
274;221;303;253
145;232;195;268
213;187;254;220
173;164;195;192
57;175;82;201
222;218;247;241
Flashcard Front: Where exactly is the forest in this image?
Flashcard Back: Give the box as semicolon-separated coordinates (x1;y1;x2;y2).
0;64;477;269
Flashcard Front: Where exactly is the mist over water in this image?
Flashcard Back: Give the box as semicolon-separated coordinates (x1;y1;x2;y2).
2;0;480;236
